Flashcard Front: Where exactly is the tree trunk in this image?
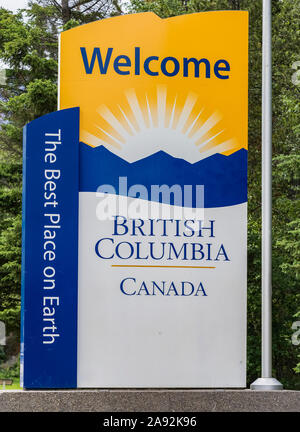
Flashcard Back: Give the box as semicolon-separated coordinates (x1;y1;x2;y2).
61;0;71;24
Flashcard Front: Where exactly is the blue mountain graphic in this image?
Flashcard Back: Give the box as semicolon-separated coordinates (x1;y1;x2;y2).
79;143;247;208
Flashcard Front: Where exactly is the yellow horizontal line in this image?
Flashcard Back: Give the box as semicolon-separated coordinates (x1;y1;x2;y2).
111;265;215;269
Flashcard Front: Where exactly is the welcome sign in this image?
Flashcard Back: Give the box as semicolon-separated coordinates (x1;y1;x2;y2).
21;12;248;388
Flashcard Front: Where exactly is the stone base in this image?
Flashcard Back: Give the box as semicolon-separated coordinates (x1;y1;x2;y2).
0;389;300;412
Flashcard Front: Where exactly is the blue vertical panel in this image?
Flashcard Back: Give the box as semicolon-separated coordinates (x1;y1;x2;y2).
21;108;79;388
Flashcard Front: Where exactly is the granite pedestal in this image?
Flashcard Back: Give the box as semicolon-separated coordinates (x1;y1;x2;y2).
0;389;299;412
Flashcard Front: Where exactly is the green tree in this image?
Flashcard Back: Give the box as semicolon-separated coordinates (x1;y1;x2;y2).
34;0;124;25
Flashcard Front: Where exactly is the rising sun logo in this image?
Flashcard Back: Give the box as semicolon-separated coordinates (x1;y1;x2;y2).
81;86;239;163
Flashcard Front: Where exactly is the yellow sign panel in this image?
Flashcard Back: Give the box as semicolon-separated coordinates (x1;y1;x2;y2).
59;12;248;387
59;12;248;162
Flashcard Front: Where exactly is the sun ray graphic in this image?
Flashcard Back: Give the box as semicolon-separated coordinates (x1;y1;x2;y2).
81;86;238;163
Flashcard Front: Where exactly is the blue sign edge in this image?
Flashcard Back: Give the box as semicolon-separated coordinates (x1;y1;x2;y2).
20;126;27;389
20;108;80;389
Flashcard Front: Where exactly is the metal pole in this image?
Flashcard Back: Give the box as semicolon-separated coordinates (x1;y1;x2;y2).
250;0;283;391
262;0;273;380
